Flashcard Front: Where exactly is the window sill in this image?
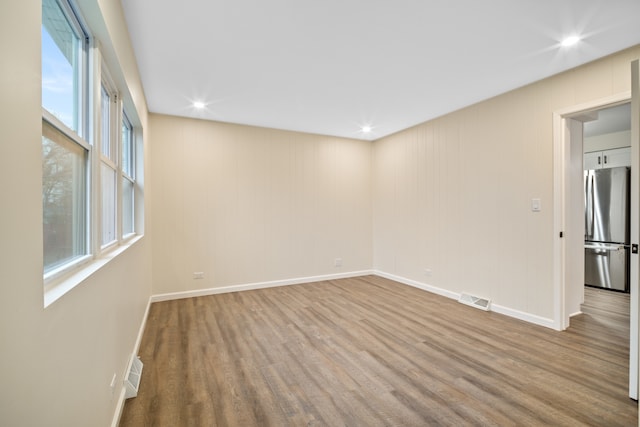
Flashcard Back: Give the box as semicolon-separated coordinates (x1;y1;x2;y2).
44;235;144;308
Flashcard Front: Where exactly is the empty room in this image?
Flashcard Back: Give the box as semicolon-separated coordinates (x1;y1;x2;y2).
2;0;640;426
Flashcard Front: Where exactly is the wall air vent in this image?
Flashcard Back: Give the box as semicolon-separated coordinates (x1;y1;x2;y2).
458;293;491;311
125;355;144;399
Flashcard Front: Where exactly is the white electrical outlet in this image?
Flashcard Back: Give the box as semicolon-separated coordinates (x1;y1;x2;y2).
424;268;432;277
334;258;343;267
193;272;204;279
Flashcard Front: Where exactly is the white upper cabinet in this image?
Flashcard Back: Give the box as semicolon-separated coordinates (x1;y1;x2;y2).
584;147;631;170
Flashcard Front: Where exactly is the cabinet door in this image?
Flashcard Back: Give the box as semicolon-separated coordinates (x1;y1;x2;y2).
584;151;603;169
603;147;631;168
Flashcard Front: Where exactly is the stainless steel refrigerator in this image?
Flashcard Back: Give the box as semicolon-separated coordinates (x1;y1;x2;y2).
584;166;630;292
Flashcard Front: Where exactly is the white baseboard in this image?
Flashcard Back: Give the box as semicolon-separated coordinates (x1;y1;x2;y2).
150;270;375;302
110;387;127;427
490;304;556;329
111;297;153;427
131;297;152;357
373;270;556;330
373;270;460;300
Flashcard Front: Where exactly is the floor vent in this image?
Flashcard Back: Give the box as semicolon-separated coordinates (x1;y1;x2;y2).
458;293;491;311
125;355;143;399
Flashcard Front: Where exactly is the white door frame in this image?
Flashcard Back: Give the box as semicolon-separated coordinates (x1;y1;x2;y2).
630;59;640;401
553;91;637;398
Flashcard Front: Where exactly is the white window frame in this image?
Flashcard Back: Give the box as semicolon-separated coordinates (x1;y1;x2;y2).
98;65;120;251
42;111;94;281
42;0;144;306
42;0;89;137
121;112;136;239
42;0;92;283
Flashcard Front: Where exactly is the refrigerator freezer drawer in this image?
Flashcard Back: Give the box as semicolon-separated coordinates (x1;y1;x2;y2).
584;246;629;291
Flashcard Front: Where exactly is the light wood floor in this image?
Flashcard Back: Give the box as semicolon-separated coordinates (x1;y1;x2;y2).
119;276;637;426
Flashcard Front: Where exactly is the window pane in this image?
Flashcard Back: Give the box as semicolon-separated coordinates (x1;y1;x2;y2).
121;113;135;237
42;0;83;133
101;84;111;158
122;177;134;235
122;115;134;177
42;120;87;272
101;163;116;246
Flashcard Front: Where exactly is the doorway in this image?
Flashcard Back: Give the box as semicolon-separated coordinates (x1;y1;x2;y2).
583;104;632;293
554;89;638;400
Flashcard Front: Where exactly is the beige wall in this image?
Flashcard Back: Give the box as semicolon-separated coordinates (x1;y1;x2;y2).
0;1;151;426
150;115;372;295
373;46;640;323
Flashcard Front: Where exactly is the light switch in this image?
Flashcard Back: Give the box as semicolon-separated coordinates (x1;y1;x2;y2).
531;198;541;212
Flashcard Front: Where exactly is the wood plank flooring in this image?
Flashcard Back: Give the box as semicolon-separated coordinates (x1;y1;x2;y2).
581;286;630;337
119;276;637;426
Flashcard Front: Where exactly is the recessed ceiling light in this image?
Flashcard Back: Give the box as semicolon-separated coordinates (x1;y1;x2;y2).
361;125;372;133
193;101;206;109
561;35;580;47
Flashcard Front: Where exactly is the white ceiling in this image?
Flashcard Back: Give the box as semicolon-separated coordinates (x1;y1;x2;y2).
121;0;640;141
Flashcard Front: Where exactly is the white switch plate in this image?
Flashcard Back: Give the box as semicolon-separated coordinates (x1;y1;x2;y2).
531;198;541;212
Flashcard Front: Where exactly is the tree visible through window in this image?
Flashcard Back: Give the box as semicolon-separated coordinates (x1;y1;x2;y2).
42;0;89;274
42;122;87;272
41;0;141;285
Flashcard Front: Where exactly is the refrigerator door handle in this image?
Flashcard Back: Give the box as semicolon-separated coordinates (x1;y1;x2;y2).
590;174;595;238
585;173;595;239
585;172;590;239
584;171;591;239
584;243;625;251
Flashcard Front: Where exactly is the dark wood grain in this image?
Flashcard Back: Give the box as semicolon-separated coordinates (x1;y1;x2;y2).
119;276;637;426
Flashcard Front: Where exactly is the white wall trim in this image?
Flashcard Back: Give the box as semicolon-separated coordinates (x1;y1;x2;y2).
150;270;375;302
110;296;153;427
110;388;127;427
554;92;631;117
374;270;556;329
373;270;459;300
490;304;556;329
552;109;565;331
133;297;153;357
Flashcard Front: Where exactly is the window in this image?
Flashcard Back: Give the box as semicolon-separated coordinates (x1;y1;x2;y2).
42;0;89;275
42;120;88;272
42;0;142;292
100;82;117;247
122;114;135;236
42;0;87;135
